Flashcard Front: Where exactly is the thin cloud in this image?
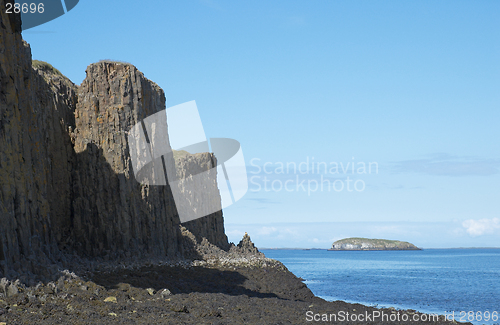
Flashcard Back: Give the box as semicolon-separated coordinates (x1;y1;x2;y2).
462;218;500;236
258;227;278;236
392;154;500;176
199;0;222;10
245;197;281;204
226;229;246;237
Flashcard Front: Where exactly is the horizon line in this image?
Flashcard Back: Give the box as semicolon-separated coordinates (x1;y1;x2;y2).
258;247;500;250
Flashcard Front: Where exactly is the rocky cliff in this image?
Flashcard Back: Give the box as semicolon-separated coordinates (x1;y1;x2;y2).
0;4;73;280
328;238;421;251
0;2;228;281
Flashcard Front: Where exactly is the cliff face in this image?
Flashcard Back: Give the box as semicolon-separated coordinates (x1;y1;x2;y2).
1;4;77;278
174;152;227;249
0;3;228;280
69;62;181;259
329;238;420;251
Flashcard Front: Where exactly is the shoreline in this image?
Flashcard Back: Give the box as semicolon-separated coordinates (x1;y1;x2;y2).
0;250;472;325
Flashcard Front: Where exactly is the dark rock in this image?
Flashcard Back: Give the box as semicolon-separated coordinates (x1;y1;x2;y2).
0;0;228;280
237;233;259;254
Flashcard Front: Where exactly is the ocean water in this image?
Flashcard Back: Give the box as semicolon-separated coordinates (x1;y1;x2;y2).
263;249;500;325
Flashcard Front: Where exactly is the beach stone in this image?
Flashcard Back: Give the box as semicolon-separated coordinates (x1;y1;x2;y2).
159;289;171;298
6;283;18;297
104;296;117;303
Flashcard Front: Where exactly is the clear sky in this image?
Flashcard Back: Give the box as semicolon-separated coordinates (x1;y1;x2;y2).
23;0;500;248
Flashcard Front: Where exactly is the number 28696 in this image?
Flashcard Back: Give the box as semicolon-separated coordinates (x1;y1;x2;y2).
5;2;45;14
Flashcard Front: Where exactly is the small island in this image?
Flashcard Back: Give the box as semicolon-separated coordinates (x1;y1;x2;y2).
328;237;421;251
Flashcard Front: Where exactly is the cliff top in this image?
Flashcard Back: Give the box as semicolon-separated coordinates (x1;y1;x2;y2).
32;60;76;89
32;60;64;77
173;150;214;160
93;59;134;67
173;150;193;160
84;60;162;92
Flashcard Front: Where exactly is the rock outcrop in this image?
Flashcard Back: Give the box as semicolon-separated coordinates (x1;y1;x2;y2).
0;2;228;281
237;232;260;254
328;238;421;251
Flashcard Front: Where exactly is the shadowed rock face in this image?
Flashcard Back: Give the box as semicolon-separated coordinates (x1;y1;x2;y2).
0;4;228;279
0;3;76;277
174;152;228;249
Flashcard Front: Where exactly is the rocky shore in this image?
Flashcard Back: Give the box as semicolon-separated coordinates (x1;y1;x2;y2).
0;234;465;325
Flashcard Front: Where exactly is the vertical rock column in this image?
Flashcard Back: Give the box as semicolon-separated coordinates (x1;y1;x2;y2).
0;3;39;277
71;62;182;258
0;3;77;278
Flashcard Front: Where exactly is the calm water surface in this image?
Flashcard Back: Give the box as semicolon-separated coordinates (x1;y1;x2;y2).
263;249;500;325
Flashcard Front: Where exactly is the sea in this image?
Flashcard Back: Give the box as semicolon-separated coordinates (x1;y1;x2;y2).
263;249;500;325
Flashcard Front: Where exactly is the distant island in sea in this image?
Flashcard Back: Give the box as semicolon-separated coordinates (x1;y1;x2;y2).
328;237;421;251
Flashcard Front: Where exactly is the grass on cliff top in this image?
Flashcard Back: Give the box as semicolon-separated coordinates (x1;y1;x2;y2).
334;237;412;245
172;150;211;160
97;59;132;65
173;150;191;160
32;60;64;77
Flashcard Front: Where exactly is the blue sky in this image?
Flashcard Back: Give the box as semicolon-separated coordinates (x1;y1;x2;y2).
24;0;500;248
